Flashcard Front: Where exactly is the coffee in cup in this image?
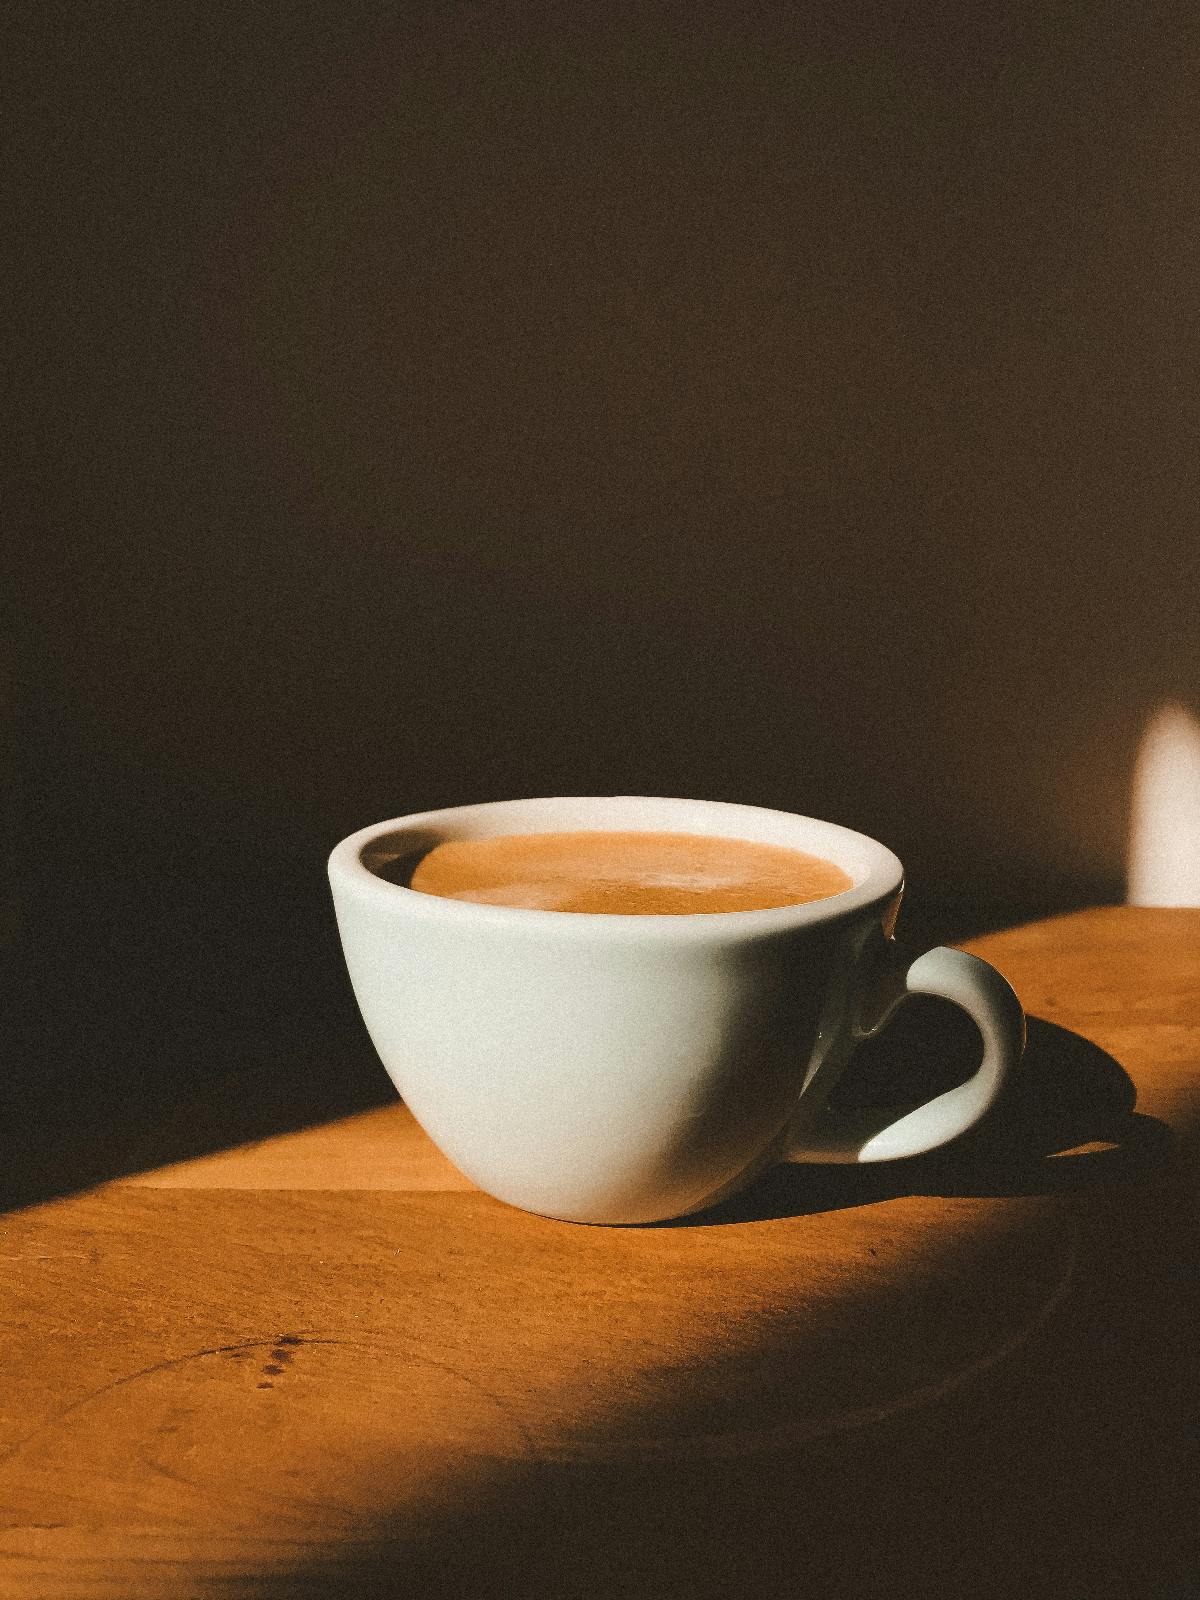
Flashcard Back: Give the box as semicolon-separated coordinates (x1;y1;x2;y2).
407;829;853;915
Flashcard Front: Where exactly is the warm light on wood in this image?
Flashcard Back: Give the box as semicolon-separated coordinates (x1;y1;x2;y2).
0;909;1196;1598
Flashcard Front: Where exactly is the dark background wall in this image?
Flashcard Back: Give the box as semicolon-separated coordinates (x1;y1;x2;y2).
7;3;1199;1160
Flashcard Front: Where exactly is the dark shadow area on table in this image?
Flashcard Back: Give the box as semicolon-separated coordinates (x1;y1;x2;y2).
670;1009;1174;1228
0;714;397;1212
0;972;393;1215
234;1421;1200;1600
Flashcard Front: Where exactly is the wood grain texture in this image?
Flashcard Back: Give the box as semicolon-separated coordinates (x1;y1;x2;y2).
1;908;1197;1599
119;1105;474;1191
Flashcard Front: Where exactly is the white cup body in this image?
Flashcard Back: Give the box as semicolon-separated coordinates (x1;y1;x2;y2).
328;796;904;1223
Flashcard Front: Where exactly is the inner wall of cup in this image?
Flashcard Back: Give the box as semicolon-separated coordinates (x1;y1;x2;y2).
357;796;895;892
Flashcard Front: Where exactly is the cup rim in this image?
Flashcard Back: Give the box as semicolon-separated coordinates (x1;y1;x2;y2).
329;796;904;941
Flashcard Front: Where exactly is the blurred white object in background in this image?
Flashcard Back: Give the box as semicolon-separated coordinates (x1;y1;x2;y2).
1127;703;1200;906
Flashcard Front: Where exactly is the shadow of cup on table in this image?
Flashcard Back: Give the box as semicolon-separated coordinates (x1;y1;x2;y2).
674;1004;1174;1227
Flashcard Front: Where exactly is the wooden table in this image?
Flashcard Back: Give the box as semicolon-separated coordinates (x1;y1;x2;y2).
2;908;1198;1600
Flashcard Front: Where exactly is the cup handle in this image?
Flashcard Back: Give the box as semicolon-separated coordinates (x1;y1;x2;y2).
789;946;1026;1163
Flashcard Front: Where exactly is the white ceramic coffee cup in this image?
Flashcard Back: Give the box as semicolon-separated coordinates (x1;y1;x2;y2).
328;796;1025;1224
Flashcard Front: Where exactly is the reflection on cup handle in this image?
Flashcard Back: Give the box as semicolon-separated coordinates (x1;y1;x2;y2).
790;947;1026;1163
